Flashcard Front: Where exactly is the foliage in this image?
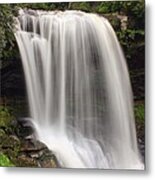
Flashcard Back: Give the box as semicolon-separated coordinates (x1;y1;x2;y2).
0;106;14;127
121;0;145;29
96;1;122;13
16;2;70;11
0;1;145;60
0;4;19;59
114;1;145;72
96;0;144;23
116;29;144;61
134;103;145;123
0;153;14;167
69;2;91;12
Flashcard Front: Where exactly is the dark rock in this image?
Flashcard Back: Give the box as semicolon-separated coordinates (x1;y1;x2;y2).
136;121;145;162
0;116;60;168
20;139;47;152
16;154;38;167
39;159;58;168
29;151;44;158
37;148;60;168
15;117;36;138
17;117;33;126
17;138;60;168
0;134;20;150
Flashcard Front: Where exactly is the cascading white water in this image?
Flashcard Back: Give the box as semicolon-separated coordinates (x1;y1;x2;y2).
15;9;143;169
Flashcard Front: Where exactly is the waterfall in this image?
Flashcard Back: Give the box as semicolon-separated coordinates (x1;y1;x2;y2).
15;9;143;169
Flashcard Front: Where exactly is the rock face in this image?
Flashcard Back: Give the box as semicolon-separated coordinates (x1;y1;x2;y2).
0;117;60;168
16;139;60;168
11;117;36;138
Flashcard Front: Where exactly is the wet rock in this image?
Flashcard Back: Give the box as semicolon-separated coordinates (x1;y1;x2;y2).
0;134;20;150
0;117;60;168
20;139;47;152
136;122;145;162
39;159;58;168
18;139;60;168
37;148;60;168
16;154;38;167
29;151;43;158
15;117;36;138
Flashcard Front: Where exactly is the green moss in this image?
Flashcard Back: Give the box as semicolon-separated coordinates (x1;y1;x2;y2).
0;153;14;167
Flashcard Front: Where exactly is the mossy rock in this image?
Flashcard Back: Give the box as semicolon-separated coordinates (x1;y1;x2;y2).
0;134;20;149
0;134;21;162
38;151;59;168
39;158;57;168
0;115;60;168
19;139;59;168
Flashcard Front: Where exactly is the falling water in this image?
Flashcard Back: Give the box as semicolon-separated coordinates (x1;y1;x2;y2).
15;9;143;169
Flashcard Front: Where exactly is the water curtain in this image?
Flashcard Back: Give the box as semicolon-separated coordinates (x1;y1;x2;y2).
15;9;143;169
